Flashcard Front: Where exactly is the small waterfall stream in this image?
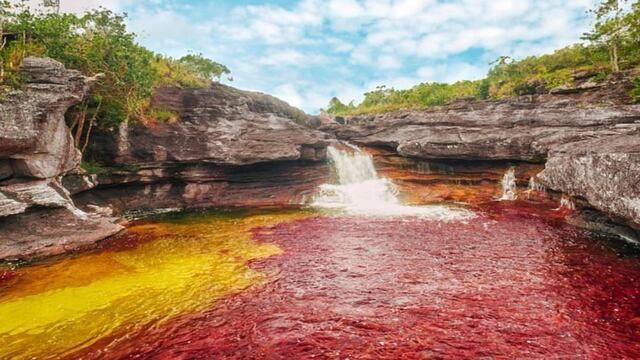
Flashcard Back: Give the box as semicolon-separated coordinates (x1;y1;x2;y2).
312;145;473;219
499;167;518;201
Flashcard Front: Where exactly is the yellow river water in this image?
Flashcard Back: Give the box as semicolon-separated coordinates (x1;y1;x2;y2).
0;210;311;360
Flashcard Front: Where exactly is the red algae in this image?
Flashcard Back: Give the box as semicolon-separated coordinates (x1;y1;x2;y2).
76;202;640;359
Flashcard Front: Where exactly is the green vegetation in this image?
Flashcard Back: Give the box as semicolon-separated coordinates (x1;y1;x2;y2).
326;0;640;115
0;1;229;145
632;76;640;102
81;160;110;176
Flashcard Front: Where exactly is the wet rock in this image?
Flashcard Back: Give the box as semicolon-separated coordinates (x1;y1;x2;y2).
0;207;123;261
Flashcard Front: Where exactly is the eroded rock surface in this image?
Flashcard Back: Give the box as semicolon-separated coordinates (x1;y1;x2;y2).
324;82;640;162
537;135;640;229
0;58;122;260
79;84;332;212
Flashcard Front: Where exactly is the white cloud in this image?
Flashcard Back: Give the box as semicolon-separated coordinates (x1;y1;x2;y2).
9;0;124;13
417;63;487;83
16;0;594;113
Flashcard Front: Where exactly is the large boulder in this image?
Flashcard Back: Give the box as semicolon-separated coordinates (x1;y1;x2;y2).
0;57;123;260
0;57;86;178
537;135;640;229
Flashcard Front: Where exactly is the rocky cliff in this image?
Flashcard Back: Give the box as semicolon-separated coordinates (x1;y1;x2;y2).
70;83;332;213
324;77;640;230
0;58;122;260
2;57;639;260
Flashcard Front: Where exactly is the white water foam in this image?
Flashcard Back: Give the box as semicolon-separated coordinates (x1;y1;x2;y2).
499;167;518;201
312;145;474;220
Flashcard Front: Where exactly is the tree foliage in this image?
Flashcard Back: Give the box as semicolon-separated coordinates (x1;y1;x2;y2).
0;2;229;129
327;0;640;115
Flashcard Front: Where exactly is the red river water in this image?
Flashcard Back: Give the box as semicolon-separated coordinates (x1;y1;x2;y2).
66;201;640;359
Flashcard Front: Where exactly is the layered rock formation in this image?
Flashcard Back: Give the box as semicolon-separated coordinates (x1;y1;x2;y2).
325;77;640;229
73;83;332;213
537;135;640;230
0;58;122;260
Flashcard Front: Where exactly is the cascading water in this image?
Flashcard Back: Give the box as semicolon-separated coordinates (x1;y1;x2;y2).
524;177;546;199
312;145;473;219
499;167;518;201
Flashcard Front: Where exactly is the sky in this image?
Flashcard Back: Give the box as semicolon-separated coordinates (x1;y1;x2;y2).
31;0;597;113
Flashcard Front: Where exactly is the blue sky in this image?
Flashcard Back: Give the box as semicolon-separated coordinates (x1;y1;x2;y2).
52;0;595;113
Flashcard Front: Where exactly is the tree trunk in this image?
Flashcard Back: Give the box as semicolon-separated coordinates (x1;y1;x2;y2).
73;103;88;148
0;22;5;82
81;99;101;154
611;42;620;72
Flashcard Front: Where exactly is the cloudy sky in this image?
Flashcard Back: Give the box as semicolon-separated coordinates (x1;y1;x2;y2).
48;0;595;113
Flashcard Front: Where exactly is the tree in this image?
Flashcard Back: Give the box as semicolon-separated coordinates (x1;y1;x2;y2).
0;1;10;82
326;97;354;115
178;53;230;83
583;0;629;72
41;0;61;14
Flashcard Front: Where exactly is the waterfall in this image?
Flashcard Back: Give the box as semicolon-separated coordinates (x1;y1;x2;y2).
312;145;473;220
499;167;518;201
556;195;576;211
524;177;546;199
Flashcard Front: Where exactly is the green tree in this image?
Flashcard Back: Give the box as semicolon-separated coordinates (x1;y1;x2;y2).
178;53;230;83
632;76;640;103
326;97;353;114
0;5;230;153
583;0;629;72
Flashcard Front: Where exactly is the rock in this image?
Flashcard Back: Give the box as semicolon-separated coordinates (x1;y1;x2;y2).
537;135;640;229
549;81;602;94
92;84;331;166
323;78;640;230
0;192;28;217
62;172;99;195
323;80;640;162
81;84;332;213
0;57;86;178
0;57;121;260
0;207;123;261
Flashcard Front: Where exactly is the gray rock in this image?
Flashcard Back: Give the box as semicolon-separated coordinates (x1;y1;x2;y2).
81;84;332;212
0;57;121;260
537;135;640;228
91;84;331;167
0;57;87;178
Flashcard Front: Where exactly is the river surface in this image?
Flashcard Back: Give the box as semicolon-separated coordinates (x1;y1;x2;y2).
1;203;639;359
1;147;640;359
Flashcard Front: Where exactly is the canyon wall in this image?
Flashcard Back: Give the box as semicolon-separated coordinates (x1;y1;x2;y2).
71;83;332;214
1;57;639;260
